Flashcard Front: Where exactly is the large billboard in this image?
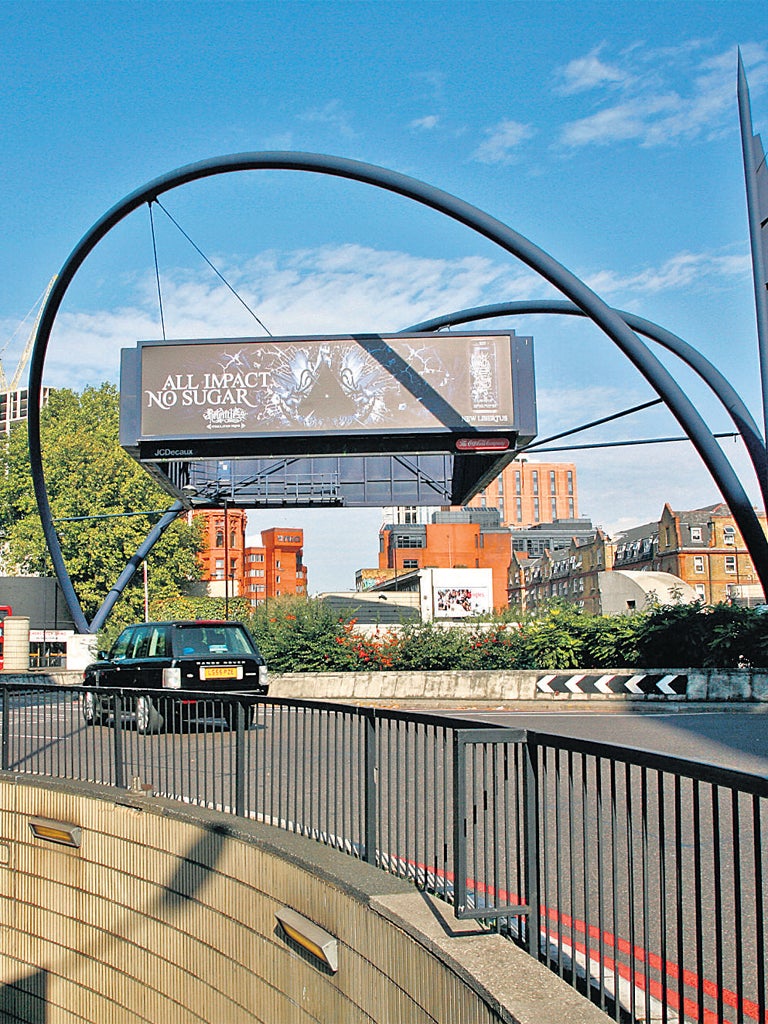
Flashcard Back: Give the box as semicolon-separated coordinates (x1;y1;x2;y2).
122;331;536;461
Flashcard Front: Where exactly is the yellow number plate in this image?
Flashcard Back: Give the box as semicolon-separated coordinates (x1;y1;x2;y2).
201;666;241;680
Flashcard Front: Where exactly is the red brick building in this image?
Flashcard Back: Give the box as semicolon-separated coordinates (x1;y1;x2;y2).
193;511;307;606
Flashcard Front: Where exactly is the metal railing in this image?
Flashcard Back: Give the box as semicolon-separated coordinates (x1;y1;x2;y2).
2;682;765;1024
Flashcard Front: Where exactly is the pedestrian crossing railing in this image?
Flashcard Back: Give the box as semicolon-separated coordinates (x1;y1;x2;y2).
1;682;764;1024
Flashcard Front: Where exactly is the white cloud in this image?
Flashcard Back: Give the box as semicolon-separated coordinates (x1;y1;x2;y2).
557;47;629;94
38;244;543;390
560;94;680;147
472;120;533;164
298;99;356;138
583;249;751;298
26;241;752;393
558;42;768;148
410;70;446;100
409;115;439;131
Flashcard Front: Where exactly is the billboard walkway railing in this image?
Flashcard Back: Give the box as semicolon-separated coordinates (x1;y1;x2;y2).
1;682;765;1024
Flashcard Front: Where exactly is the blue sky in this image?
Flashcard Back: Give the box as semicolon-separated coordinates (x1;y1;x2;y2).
2;1;767;593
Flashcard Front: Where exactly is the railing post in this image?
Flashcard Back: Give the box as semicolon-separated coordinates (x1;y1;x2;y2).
363;709;377;864
113;693;125;789
234;702;246;817
523;734;540;958
1;686;9;770
453;730;468;916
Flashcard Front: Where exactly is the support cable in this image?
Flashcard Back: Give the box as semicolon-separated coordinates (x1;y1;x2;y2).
522;398;664;453
148;201;166;340
154;198;272;336
534;432;739;453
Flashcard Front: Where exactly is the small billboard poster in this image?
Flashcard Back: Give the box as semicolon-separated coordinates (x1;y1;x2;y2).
434;586;491;618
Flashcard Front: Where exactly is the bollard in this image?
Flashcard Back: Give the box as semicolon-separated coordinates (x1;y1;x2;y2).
2;616;30;672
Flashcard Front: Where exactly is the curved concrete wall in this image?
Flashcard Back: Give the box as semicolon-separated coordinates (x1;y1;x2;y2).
0;775;605;1024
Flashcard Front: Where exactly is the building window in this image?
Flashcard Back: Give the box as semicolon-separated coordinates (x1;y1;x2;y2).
497;476;504;495
533;497;540;521
551;498;557;520
402;559;419;569
550;470;556;494
568;498;574;518
695;583;706;599
567;471;574;495
725;555;737;574
395;535;424;548
694;555;705;573
690;527;702;542
515;471;521;495
215;529;224;547
532;471;539;495
516;497;522;522
723;526;736;545
403;507;417;524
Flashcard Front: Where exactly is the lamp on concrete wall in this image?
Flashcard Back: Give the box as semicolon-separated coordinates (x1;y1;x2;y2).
275;907;338;972
28;818;82;848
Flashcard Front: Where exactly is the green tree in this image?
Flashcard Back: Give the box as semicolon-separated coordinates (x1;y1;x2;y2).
0;383;202;630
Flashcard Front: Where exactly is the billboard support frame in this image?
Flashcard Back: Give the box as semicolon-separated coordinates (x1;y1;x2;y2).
26;149;768;632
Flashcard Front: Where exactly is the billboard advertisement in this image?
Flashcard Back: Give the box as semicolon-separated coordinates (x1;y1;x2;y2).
134;332;530;445
434;586;492;618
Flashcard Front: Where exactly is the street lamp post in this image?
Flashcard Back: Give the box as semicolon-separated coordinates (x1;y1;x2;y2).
224;498;229;619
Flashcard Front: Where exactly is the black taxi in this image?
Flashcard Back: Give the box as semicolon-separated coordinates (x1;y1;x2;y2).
81;620;268;732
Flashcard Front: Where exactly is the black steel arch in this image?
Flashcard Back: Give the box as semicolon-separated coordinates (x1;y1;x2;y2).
407;300;768;512
27;152;768;631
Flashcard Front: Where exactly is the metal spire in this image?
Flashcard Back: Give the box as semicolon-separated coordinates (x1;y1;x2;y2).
737;49;768;457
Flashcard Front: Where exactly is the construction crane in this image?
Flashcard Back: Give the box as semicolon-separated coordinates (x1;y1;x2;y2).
0;276;57;392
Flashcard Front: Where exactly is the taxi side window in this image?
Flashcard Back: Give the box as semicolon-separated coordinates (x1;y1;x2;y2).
148;627;167;658
130;626;154;659
111;628;135;660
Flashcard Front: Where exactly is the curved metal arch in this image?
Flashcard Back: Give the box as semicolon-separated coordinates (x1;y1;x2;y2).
27;152;768;631
406;300;768;511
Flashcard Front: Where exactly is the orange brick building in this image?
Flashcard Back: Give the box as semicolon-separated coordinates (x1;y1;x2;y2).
656;503;765;605
378;509;512;610
194;511;307;606
509;503;768;613
467;458;578;527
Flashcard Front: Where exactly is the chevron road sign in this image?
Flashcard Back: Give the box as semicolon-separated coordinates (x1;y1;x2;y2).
536;673;688;696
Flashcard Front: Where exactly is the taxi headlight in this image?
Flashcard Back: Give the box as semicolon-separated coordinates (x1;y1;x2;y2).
163;667;181;689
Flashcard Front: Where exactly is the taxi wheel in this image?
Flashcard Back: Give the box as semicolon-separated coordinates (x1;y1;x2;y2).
135;696;163;734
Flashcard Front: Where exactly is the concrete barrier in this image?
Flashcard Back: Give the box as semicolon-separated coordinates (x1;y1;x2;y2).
1;666;767;701
268;667;768;702
0;774;607;1024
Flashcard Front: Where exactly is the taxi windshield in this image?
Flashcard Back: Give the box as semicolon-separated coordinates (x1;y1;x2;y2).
174;624;256;657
